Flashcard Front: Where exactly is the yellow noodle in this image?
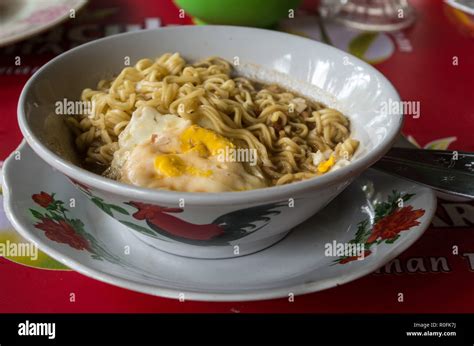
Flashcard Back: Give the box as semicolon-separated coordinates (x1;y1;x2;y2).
70;53;359;186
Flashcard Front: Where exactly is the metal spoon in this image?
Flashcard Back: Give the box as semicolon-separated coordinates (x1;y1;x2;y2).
372;147;474;199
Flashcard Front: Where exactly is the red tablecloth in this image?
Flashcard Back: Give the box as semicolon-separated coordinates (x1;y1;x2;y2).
1;0;473;313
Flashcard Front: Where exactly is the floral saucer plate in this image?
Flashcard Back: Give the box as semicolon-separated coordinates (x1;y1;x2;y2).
2;142;436;301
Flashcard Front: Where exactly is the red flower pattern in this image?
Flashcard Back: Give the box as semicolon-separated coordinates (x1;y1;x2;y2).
32;191;54;208
34;218;89;250
367;206;425;244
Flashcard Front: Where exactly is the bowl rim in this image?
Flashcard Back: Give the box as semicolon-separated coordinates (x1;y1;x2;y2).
17;25;403;205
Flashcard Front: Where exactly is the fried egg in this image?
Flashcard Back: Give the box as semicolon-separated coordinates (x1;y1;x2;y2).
110;106;267;192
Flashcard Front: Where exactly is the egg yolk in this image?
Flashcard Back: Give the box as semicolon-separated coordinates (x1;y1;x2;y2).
180;125;234;156
154;154;212;178
153;125;235;178
317;155;335;173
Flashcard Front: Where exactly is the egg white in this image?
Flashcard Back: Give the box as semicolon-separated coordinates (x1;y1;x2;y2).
110;106;267;192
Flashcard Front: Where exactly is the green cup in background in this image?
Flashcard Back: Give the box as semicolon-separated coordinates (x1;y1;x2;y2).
174;0;303;28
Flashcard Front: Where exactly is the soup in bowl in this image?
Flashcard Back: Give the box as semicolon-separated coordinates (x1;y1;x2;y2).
18;26;402;258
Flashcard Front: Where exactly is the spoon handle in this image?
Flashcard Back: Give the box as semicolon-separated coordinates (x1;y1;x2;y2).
372;147;474;199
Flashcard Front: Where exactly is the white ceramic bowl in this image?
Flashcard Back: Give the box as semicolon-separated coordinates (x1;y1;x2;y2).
17;26;403;258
